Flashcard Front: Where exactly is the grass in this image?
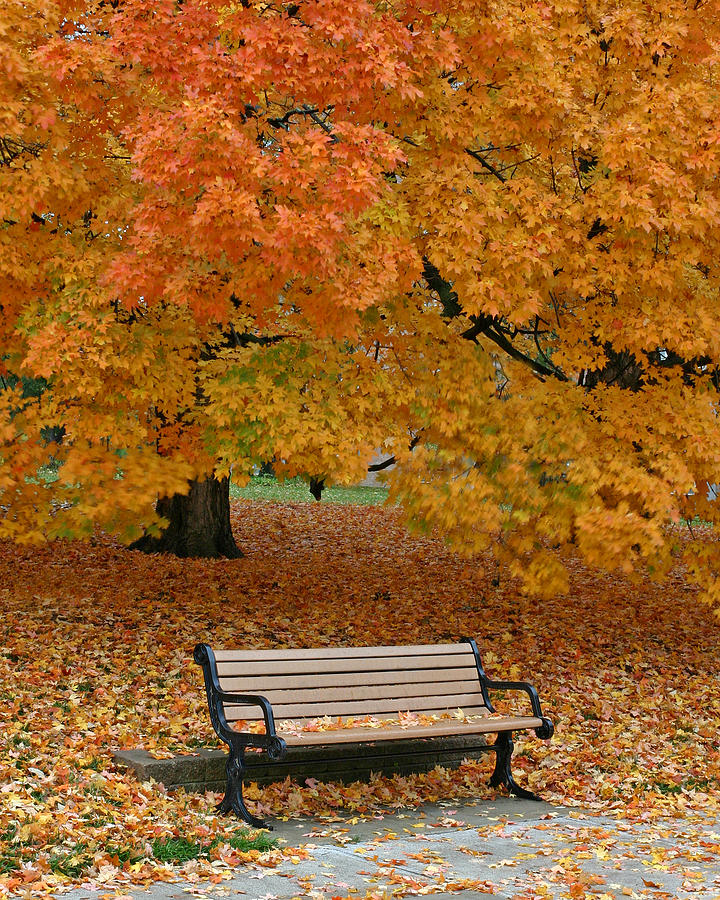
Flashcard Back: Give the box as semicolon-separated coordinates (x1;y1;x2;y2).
150;830;276;864
224;830;276;852
231;474;388;506
0;854;20;876
49;845;93;878
37;466;389;506
0;832;274;878
150;837;205;865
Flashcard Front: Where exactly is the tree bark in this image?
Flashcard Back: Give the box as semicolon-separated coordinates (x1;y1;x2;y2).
309;476;325;501
130;474;242;558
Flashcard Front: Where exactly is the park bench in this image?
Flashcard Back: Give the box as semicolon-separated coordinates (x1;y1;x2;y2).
194;640;554;828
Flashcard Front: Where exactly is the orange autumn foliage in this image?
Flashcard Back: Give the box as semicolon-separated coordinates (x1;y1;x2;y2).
3;1;720;599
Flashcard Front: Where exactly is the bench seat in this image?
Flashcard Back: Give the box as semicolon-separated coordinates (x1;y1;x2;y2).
195;639;554;828
276;716;545;746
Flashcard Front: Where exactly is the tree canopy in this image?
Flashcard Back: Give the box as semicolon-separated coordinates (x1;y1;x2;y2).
3;0;720;601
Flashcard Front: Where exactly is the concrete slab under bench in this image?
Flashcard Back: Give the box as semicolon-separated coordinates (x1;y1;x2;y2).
114;733;489;792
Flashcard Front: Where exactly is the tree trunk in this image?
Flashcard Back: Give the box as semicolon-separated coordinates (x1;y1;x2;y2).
130;474;242;558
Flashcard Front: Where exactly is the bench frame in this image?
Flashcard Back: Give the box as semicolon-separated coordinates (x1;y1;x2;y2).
194;639;554;829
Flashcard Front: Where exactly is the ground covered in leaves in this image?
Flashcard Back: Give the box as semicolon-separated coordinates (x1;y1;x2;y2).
0;501;718;896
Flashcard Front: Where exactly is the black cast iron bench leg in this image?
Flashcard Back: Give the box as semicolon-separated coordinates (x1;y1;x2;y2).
217;744;271;830
489;731;541;801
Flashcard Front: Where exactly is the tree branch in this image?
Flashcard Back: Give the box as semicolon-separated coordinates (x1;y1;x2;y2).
0;136;44;166
227;324;288;348
476;321;569;382
266;104;338;142
422;257;462;317
464;147;507;184
367;434;421;472
367;455;397;472
423;261;568;382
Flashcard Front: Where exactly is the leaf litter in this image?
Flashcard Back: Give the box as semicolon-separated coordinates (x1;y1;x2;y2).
0;501;718;896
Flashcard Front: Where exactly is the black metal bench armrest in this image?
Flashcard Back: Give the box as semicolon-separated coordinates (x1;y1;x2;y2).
193;644;288;760
217;691;279;738
484;680;554;739
484;679;543;716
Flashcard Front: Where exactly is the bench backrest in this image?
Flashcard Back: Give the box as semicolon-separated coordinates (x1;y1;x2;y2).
212;642;490;726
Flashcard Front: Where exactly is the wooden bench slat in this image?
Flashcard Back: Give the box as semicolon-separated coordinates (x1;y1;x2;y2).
225;692;490;721
279;716;544;746
216;653;475;678
220;678;481;708
218;665;480;693
228;703;492;723
212;644;471;662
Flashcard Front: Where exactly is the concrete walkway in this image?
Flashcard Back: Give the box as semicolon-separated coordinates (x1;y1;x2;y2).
59;799;720;899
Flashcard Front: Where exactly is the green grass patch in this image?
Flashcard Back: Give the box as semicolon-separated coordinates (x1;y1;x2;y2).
49;845;93;878
652;781;683;795
223;830;276;852
0;853;21;875
151;837;204;864
650;776;715;795
231;474;388;506
151;829;275;864
103;845;146;866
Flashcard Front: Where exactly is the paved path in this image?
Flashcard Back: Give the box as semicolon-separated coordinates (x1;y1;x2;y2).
59;799;720;899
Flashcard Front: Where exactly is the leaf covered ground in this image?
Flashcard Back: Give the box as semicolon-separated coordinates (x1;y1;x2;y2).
0;501;718;896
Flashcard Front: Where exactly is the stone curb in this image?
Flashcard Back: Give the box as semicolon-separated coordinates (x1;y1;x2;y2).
114;734;489;791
